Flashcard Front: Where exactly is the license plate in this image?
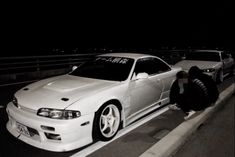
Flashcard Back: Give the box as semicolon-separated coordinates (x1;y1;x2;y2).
16;122;31;137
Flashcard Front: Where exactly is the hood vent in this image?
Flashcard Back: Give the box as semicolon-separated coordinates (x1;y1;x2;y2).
23;88;29;91
61;98;69;101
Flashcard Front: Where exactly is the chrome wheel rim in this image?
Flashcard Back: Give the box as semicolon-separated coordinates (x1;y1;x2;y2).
99;104;120;138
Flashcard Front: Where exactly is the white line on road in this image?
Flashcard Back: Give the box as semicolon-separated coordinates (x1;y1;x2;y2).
140;83;235;157
71;106;169;157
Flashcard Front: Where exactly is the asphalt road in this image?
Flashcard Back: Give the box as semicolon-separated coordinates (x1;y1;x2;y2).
172;95;234;157
0;76;234;157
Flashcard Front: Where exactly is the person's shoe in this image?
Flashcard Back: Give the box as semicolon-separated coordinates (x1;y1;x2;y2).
184;110;196;120
168;104;180;110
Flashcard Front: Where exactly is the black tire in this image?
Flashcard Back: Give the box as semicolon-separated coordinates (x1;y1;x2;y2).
92;103;121;141
191;78;210;110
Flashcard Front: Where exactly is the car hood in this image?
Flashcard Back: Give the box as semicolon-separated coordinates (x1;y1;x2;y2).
174;60;221;71
15;75;117;110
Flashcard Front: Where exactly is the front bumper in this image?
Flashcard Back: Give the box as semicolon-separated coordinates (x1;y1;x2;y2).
6;102;94;152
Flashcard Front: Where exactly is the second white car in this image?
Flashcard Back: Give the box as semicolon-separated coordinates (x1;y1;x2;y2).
174;50;234;83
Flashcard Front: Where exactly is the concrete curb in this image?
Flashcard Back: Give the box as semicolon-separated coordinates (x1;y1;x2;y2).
140;83;235;157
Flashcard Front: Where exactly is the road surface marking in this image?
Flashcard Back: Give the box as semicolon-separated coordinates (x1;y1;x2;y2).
71;106;169;157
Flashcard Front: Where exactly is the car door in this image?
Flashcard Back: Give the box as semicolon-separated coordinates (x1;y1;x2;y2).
128;57;171;115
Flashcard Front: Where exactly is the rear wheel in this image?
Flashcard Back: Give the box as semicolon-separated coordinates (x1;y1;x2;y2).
93;103;121;141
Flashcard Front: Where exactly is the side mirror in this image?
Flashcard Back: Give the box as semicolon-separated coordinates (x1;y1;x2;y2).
72;66;78;71
136;72;149;80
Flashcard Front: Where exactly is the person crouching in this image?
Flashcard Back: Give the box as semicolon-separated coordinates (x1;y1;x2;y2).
169;70;211;120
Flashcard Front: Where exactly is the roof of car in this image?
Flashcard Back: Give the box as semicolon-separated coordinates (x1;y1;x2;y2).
99;53;156;59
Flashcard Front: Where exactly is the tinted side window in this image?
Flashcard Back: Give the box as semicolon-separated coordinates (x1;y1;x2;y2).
134;57;171;75
153;58;171;73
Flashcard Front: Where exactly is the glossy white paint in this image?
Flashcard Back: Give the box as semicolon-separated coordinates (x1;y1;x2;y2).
6;102;95;151
6;53;181;152
175;60;222;71
174;50;234;81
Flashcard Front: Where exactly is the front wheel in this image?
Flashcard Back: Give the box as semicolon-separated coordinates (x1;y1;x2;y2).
93;104;121;141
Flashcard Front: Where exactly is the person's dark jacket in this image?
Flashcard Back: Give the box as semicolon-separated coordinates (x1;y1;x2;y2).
170;78;210;111
170;80;183;105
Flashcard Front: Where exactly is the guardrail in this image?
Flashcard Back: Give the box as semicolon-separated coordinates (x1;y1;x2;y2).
0;53;100;86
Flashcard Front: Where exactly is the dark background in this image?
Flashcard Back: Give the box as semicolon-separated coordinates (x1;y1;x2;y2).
1;2;234;56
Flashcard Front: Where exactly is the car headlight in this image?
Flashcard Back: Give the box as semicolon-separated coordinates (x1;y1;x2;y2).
37;108;81;119
202;68;215;73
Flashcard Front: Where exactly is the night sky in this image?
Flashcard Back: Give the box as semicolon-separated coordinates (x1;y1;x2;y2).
1;2;234;56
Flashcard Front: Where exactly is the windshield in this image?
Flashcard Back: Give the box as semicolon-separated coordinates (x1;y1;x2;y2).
186;51;221;62
70;56;134;81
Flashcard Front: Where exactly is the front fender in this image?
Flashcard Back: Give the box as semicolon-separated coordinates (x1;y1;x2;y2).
66;83;129;116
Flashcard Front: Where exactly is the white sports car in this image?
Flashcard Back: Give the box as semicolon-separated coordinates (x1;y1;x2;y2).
174;50;234;83
6;53;181;152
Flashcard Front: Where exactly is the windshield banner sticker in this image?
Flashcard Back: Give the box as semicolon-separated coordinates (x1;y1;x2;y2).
96;57;130;64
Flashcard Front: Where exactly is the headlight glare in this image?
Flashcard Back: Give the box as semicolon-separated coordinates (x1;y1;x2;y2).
37;108;81;119
202;68;215;73
50;110;63;119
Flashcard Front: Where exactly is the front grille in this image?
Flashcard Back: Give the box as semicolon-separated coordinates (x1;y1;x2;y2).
16;122;41;142
27;127;39;137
